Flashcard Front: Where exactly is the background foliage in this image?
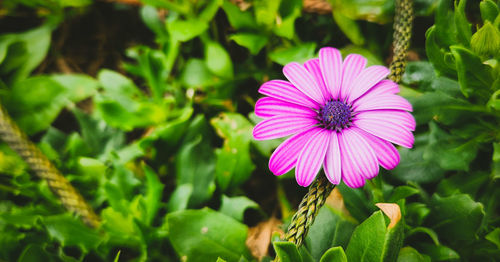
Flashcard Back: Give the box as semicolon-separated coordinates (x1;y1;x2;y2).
0;0;499;261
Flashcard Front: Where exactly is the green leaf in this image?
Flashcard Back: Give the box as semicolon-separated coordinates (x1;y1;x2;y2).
210;113;255;191
205;41;233;78
454;0;472;46
269;43;317;66
43;214;103;253
392;133;445;183
450;45;494;99
140;5;168;42
181;58;216;89
166;208;251;262
167;18;209;42
18;244;52;262
480;0;499;23
142;164;164;226
219;195;259;222
273;0;302;39
427;194;484;246
320;247;348;262
328;0;394;24
5;75;97;135
332;10;365;45
424;26;456;77
485;228;500;249
230;33;268;55
471;21;500;57
167;184;193;212
423;121;479;171
254;0;282;28
305;206;357;260
176;115;216;206
389;186;420;202
493;142;500;179
417;243;460;261
199;0;223;22
345;207;404;262
397;247;431;262
273;242;302;262
221;2;258;30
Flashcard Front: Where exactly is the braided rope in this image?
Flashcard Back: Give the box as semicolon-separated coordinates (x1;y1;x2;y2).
277;0;414;257
0;105;100;228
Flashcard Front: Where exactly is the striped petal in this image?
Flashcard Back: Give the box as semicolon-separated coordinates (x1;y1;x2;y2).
339;54;367;101
283;62;325;104
319;47;343;99
353;94;413;112
259;80;319;109
338;128;379;188
253;115;317;140
353;115;414;148
323;131;341;184
255;97;317;118
304;58;330;101
355;110;416;131
358;79;400;98
347;65;390;103
359;130;400;170
269;127;320;175
295;128;330;187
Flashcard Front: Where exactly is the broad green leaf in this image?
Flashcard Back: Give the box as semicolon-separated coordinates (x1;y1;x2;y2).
427;194;484;245
17;244;52;262
211;113;255;191
167;19;209;42
273;0;302;39
346;205;404;262
199;0;223;22
328;0;394;24
392;133;445;183
219;195;259;222
397;247;431;262
140;5;168;42
337;183;374;221
388;186;420;202
333;10;365;45
230;33;268;55
181;58;216;89
205;41;233;78
436;171;489;197
43;214;103;253
423;122;479;171
5;75;97;135
273;241;302;262
305;205;357;260
405;203;431;227
425;26;456;77
166;208;251;262
167;184;193;212
176;115;216;206
320;247;348;262
434;0;457;47
450;45;494;99
269;43;317;66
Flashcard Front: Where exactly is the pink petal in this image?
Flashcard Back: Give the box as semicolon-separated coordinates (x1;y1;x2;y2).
304;58;330;101
360;79;400;97
323;131;341;184
359;130;400;170
255;97;317;118
283;62;325;104
355;110;416;131
347;65;390;103
253;115;317;140
269;127;321;175
259;80;319;109
319;47;343;99
295;128;330;187
339;54;367;101
353;115;414;149
353;94;413;112
338;128;378;188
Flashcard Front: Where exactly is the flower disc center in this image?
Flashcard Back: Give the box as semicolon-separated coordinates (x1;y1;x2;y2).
319;100;351;130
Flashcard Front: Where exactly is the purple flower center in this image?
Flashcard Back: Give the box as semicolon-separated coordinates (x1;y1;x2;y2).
318;100;351;130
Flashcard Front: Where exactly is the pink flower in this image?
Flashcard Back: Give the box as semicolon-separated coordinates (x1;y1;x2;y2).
253;47;415;188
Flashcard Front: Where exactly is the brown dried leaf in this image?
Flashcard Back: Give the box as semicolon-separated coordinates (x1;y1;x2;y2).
245;217;283;260
375;203;401;229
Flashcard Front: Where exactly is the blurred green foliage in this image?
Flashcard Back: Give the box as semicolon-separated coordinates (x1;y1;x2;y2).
0;0;499;261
